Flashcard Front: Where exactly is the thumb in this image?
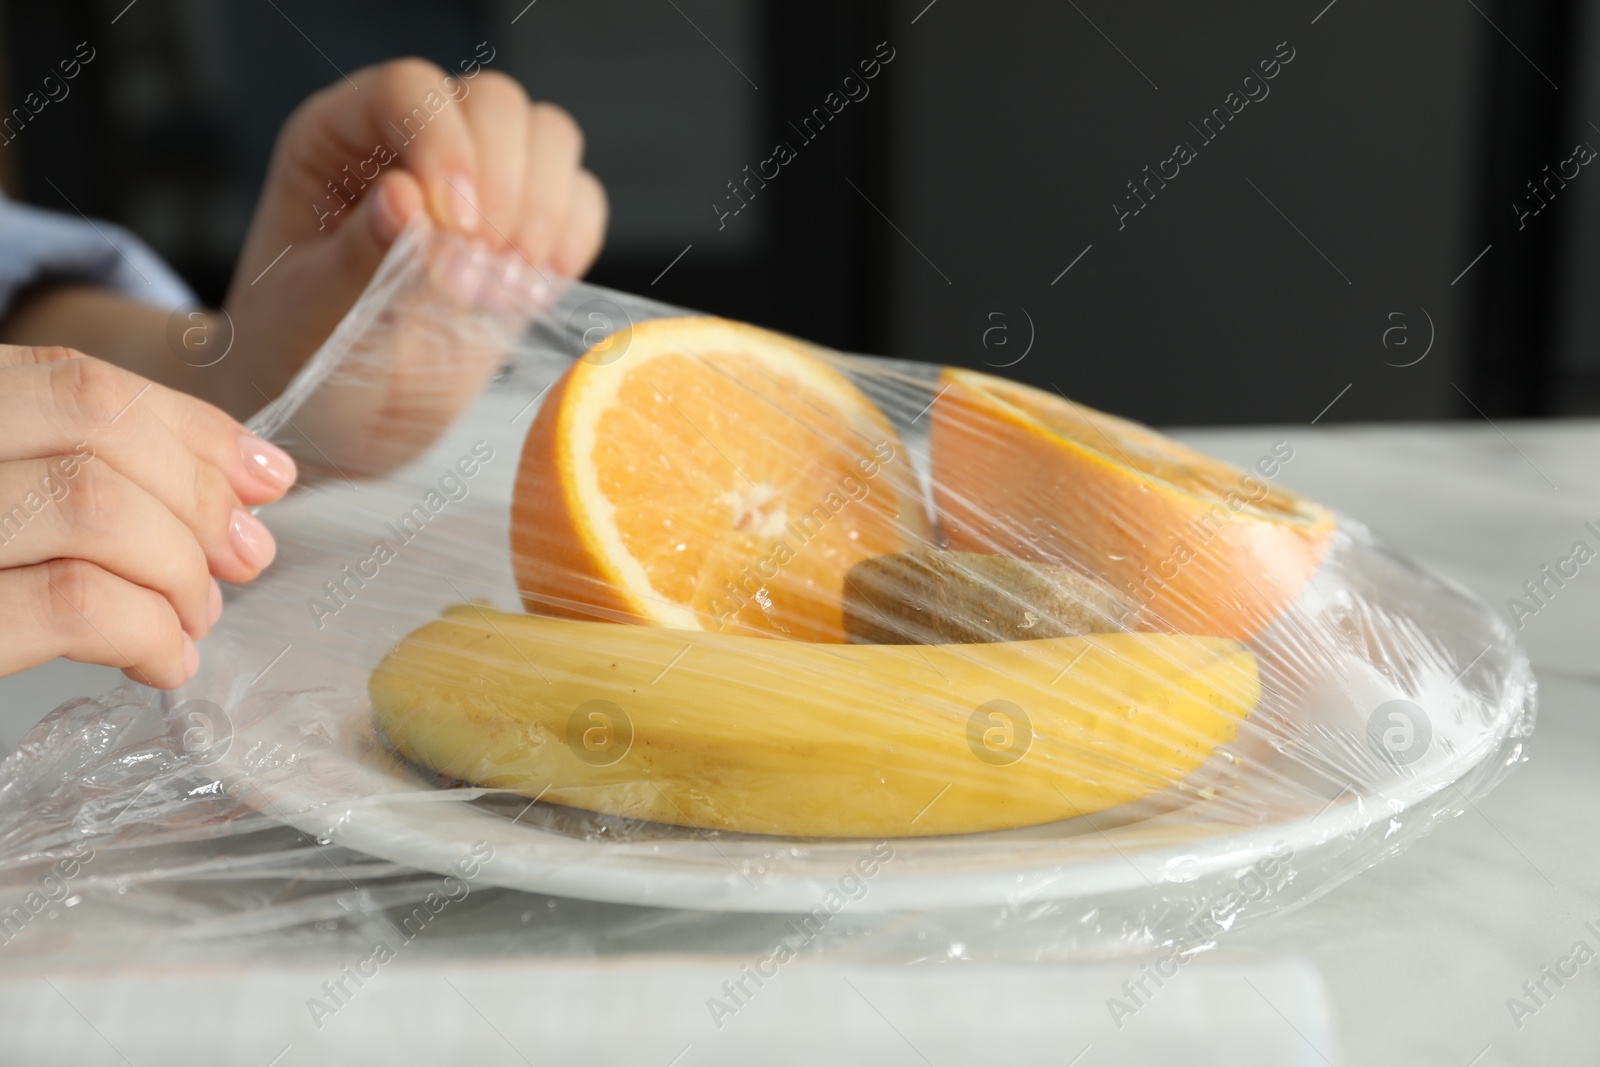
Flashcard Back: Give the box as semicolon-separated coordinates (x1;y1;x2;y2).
334;169;428;279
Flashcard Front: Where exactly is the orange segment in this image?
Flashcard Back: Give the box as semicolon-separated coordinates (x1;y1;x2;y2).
930;367;1334;640
512;316;930;642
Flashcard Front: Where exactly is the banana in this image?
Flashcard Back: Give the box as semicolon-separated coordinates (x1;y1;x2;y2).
371;605;1259;838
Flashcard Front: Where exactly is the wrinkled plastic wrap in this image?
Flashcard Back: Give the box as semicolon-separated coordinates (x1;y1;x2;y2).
0;221;1535;967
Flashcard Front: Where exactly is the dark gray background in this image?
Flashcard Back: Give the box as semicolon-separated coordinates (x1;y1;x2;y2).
0;0;1592;424
890;0;1478;423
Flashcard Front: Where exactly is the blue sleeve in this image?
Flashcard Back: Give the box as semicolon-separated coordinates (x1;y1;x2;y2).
0;189;198;320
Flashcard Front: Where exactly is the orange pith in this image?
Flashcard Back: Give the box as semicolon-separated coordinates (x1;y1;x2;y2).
930;367;1335;640
512;316;930;642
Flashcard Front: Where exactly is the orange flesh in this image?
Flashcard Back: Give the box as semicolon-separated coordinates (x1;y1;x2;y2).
513;317;928;643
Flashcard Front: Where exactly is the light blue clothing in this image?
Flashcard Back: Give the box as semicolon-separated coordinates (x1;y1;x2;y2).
0;190;195;320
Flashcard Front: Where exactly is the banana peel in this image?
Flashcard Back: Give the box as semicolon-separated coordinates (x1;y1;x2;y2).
371;605;1259;838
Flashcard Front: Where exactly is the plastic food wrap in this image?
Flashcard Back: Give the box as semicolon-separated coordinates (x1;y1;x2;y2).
0;221;1535;964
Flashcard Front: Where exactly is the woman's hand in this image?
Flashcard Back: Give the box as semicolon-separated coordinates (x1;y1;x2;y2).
0;346;296;688
225;58;607;417
0;59;604;475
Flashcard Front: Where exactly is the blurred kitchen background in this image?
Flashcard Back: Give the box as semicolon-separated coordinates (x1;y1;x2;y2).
0;0;1596;424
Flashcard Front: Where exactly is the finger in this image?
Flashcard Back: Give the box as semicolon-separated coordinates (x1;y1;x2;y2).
317;168;428;292
284;59;481;236
551;169;609;278
362;59;482;235
367;169;427;248
457;71;530;249
0;457;217;639
141;383;298;508
513;103;585;267
0;559;195;689
0;357;277;583
0;346;297;506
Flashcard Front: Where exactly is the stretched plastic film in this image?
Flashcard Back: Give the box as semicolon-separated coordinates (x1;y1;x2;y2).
0;221;1535;965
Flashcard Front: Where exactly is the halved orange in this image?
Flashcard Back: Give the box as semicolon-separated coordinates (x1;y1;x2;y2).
512;316;931;642
930;367;1334;640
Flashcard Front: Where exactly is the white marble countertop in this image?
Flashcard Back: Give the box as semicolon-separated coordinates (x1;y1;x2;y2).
0;418;1595;1065
1184;418;1600;1067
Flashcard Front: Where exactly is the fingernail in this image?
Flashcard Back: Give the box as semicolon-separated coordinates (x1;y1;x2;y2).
182;634;200;681
207;578;223;629
445;176;480;233
371;181;407;245
230;508;277;572
476;258;520;315
240;433;298;491
436;239;488;307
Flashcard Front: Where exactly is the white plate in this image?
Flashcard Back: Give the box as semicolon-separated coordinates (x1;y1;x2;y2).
207;392;1533;915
